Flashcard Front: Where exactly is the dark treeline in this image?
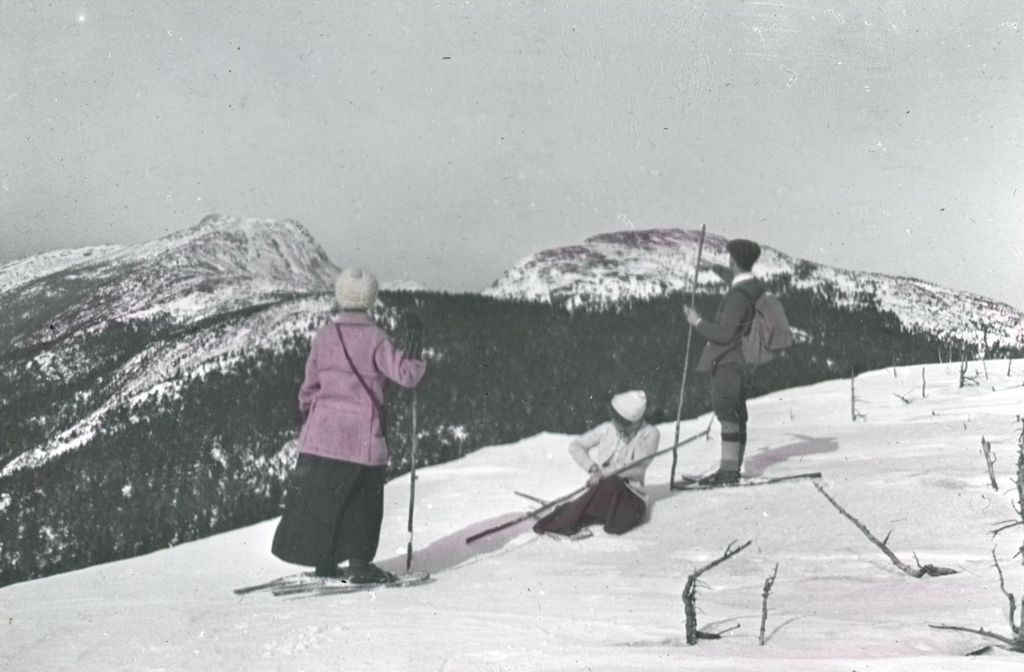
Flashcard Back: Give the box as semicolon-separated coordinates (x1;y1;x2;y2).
0;283;1005;586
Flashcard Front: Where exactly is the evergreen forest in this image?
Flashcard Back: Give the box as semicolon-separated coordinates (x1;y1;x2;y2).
0;279;1009;587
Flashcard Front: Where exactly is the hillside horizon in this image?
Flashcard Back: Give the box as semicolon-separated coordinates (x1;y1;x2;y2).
2;215;1020;591
4;214;1023;316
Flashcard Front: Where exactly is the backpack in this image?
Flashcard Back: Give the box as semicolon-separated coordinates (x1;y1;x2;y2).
737;288;794;365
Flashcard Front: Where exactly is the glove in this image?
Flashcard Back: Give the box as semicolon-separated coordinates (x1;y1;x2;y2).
683;306;701;327
400;312;424;359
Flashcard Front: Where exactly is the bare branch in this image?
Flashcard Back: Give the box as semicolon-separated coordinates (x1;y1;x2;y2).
814;483;957;578
960;357;980;387
981;437;999;491
992;549;1018;634
929;624;1016;646
682;540;753;645
850;370;866;421
759;563;779;646
1015;422;1024;567
692;540;752;579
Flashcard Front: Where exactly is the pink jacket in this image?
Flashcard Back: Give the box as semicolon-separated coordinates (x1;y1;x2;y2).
297;312;426;466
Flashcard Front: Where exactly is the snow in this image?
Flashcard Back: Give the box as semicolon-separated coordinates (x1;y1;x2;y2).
1;295;330;478
484;228;1024;350
0;245;123;295
3;361;1024;670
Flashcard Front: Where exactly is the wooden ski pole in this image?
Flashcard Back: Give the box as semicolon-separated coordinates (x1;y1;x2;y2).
405;389;418;572
466;427;711;544
670;225;706;489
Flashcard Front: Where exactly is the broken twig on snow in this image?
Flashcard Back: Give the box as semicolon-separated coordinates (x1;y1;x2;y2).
993;424;1024;557
813;482;957;578
759;563;779;646
682;540;752;645
975;428;1024;653
992;549;1020;635
929;624;1016;647
892;391;913;405
960;357;979;388
981;437;999;491
850;370;866;421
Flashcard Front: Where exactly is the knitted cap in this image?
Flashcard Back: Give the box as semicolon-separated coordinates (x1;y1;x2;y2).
335;268;379;310
726;239;761;270
611;390;647;423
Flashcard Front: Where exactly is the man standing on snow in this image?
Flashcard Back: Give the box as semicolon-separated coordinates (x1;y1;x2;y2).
683;239;764;485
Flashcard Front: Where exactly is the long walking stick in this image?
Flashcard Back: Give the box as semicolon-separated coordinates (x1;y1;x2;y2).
405;390;418;572
466;427;710;544
670;225;706;490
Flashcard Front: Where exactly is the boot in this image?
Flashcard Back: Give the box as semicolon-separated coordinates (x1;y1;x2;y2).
697;469;740;486
698;439;742;485
346;559;398;585
314;564;342;578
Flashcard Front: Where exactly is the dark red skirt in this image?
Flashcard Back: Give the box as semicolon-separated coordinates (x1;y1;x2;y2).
533;476;647;536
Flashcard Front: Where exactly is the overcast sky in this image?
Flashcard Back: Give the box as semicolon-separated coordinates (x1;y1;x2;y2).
2;1;1022;308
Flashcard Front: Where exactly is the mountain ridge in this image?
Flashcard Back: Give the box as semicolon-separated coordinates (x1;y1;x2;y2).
0;214;337;352
0;215;339;477
484;228;1024;350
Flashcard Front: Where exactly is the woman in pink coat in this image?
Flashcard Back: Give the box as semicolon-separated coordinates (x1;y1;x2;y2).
272;268;426;583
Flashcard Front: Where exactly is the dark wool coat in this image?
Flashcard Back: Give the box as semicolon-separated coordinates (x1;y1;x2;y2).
694;275;765;373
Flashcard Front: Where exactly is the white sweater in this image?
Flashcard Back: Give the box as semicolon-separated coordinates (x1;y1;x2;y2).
568;422;660;491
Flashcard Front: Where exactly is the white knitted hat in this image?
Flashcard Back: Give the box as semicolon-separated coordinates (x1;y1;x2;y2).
335;268;379;310
611;390;647;423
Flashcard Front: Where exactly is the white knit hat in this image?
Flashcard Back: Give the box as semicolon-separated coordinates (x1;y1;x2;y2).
611;390;647;423
335;268;379;310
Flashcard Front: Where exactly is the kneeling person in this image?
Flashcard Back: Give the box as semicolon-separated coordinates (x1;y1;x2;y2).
534;390;660;537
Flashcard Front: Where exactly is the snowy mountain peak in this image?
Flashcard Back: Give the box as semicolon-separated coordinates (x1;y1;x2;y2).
0;215;342;477
584;227;719;251
106;214;337;290
484;227;1023;350
485;228;791;304
0;245;125;295
0;215;339;350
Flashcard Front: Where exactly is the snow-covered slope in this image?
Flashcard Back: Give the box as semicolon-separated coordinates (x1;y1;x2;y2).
0;296;328;477
4;361;1024;670
0;245;124;295
484;229;1024;350
0;215;339;476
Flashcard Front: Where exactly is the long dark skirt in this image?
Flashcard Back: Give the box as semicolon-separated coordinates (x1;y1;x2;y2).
271;453;385;568
532;476;648;536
